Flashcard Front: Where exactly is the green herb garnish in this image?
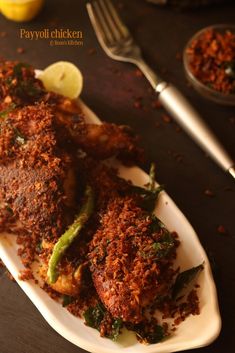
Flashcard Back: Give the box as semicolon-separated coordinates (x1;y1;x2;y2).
172;263;204;299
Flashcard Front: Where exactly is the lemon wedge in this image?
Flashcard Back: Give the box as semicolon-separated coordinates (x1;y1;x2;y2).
0;0;44;22
38;61;83;99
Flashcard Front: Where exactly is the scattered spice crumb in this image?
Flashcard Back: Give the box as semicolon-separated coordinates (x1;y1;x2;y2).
162;114;172;124
167;149;183;163
155;121;161;128
133;98;142;109
88;48;96;55
175;126;181;133
0;31;7;38
217;225;227;235
117;2;124;9
176;52;182;61
151;99;162;109
204;189;215;197
229;117;235;124
19;268;34;280
135;69;143;77
17;47;25;54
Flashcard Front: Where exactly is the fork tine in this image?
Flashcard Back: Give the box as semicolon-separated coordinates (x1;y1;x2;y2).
87;2;114;47
103;0;130;39
97;0;123;42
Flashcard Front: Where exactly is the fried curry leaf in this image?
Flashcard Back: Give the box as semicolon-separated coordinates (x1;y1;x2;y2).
172;263;204;299
135;324;165;344
150;215;175;259
84;302;105;330
139;216;175;260
7;63;43;99
108;318;123;341
62;295;74;307
84;303;122;341
13;63;30;79
131;163;163;213
152;237;175;259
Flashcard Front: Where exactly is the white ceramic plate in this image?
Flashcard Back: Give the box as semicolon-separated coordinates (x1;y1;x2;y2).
0;99;221;353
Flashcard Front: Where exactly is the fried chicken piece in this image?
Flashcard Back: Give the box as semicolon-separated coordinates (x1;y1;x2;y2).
0;103;76;241
0;60;143;163
89;196;177;324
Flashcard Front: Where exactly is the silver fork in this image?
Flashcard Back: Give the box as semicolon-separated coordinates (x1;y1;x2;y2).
87;0;235;180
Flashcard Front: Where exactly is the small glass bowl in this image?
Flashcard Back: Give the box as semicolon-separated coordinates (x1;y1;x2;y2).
183;24;235;106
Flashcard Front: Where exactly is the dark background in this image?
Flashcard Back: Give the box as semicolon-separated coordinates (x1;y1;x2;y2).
0;0;234;352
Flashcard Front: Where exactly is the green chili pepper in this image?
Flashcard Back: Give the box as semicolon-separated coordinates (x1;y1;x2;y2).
47;184;94;284
148;162;156;192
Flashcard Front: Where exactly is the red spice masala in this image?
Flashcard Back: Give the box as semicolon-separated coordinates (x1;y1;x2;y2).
187;28;235;94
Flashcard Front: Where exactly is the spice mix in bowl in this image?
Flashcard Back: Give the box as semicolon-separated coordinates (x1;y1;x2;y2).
183;24;235;105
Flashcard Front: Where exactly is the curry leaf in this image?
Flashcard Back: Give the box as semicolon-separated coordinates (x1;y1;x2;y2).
13;63;30;79
108;318;123;341
135;324;165;344
172;263;204;299
62;295;74;307
131;163;163;213
84;302;105;330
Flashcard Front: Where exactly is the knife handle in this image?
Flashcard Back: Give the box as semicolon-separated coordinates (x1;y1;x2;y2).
157;83;234;174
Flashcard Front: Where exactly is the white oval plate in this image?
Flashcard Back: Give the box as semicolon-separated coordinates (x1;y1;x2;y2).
0;99;221;353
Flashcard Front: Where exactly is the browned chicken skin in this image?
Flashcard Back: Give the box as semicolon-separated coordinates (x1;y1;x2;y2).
89;196;177;324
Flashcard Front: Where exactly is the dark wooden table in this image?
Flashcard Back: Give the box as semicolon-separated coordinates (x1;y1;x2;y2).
0;0;234;352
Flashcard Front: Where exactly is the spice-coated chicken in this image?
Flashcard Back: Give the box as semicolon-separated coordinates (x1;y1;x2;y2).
0;61;142;291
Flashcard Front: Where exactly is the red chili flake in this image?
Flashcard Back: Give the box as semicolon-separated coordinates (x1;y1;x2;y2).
204;189;215;197
187;28;235;94
17;47;25;54
217;225;227;235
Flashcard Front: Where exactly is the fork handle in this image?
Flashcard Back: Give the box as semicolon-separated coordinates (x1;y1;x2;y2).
157;83;235;177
